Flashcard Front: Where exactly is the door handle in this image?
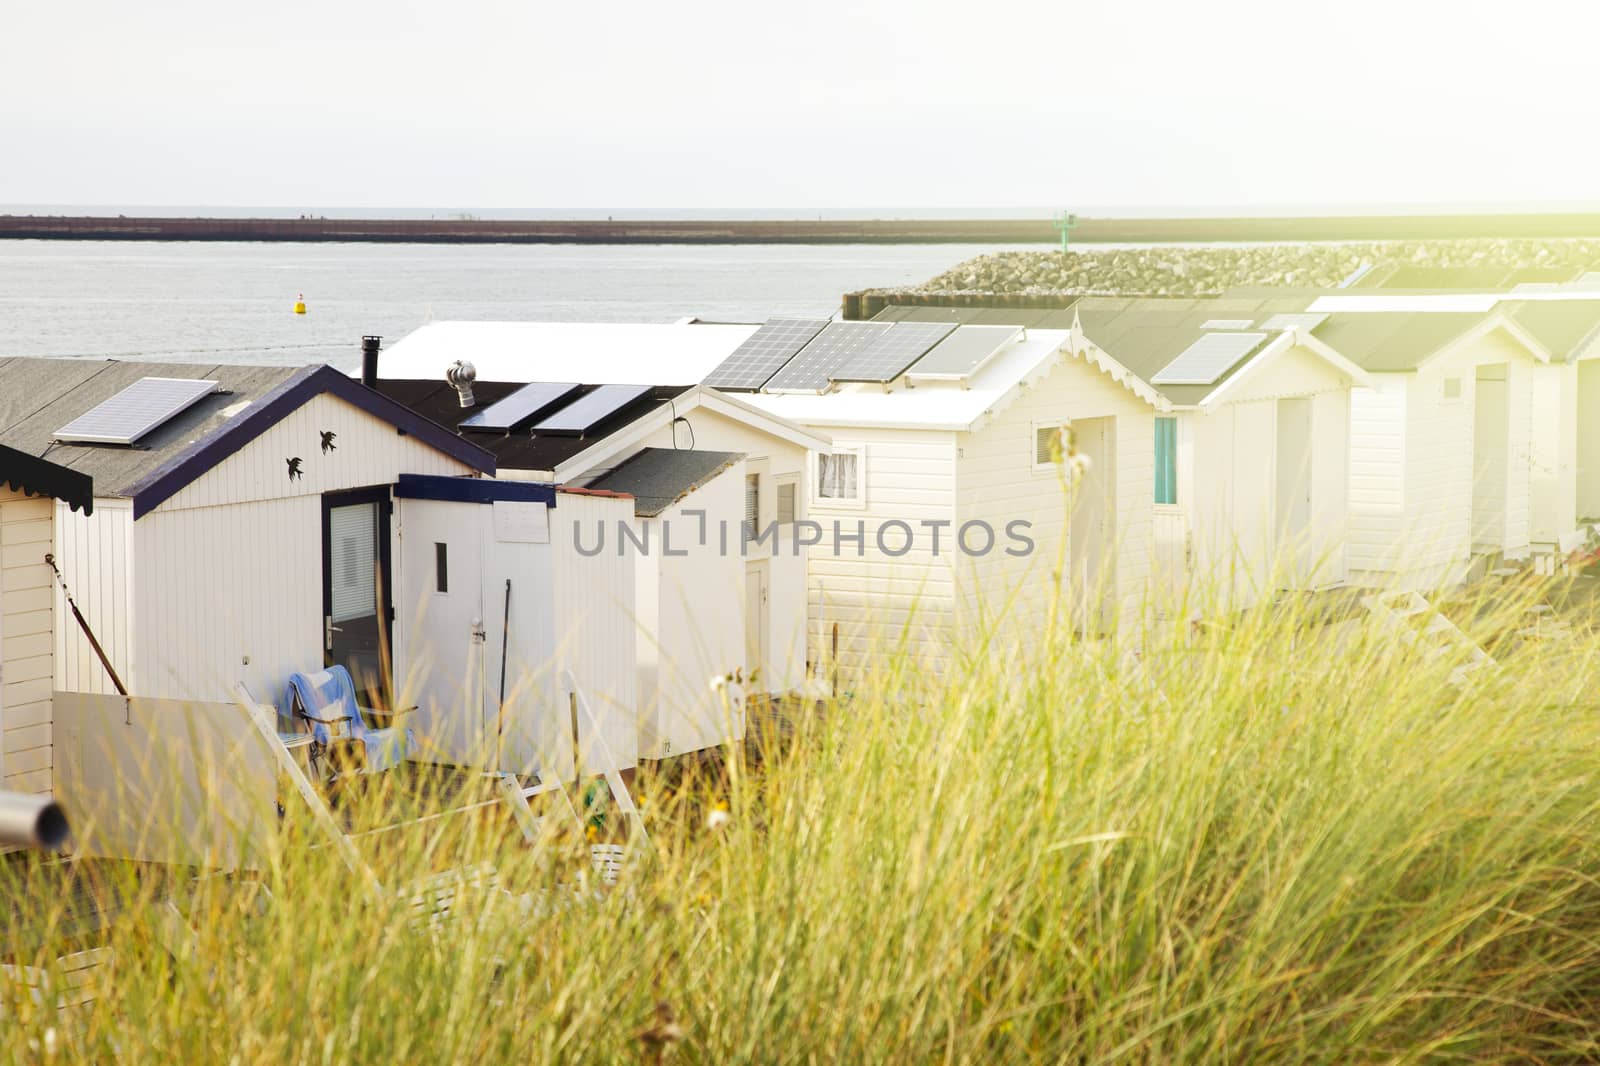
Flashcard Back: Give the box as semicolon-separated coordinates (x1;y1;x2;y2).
325;616;343;650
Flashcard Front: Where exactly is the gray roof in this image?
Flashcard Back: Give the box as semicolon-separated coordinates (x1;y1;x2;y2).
0;357;300;497
585;448;744;517
1503;300;1600;361
1308;313;1487;372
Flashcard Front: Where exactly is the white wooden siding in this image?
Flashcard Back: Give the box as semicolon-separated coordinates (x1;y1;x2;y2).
955;355;1154;647
551;491;637;778
2;492;54;794
1347;379;1408;580
132;496;323;702
809;428;958;684
157;393;472;512
53;500;134;698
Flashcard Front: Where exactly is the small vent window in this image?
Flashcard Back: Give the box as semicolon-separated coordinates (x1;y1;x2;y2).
744;474;760;537
1154;417;1178;505
434;542;449;593
776;481;797;524
1443;377;1462;400
1035;424;1065;467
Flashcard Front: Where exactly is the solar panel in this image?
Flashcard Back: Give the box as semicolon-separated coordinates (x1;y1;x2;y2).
831;322;958;384
1201;318;1255;330
54;377;219;444
905;326;1023;381
703;318;830;391
1151;332;1268;386
763;322;892;393
459;381;582;431
530;383;652;436
1258;312;1329;334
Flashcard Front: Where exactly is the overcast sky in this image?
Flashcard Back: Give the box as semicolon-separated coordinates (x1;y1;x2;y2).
4;0;1598;211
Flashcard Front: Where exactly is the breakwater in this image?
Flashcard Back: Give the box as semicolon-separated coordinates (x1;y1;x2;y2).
7;213;1600;245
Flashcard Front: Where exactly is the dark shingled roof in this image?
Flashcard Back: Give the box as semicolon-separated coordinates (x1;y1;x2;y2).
376;379;693;473
0;357;303;496
875;295;1323;404
585;448;744;517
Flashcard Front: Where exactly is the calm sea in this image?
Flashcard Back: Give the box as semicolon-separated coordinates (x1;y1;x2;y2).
0;241;1036;370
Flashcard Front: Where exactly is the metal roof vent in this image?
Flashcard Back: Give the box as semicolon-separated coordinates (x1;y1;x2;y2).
446;360;477;407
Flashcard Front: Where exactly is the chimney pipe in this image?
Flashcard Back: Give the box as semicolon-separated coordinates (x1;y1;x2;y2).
0;791;69;850
360;335;381;387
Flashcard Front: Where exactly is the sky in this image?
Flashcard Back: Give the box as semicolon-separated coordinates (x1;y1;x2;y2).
4;0;1599;212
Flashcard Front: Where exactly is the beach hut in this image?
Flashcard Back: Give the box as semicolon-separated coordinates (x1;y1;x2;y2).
718;319;1157;681
0;443;93;799
376;363;829;762
0;355;516;859
1300;292;1600;588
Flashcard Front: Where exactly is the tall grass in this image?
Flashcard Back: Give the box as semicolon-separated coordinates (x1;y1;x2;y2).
5;580;1600;1062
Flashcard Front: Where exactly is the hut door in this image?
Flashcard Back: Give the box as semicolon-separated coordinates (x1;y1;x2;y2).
322;488;393;708
395;498;489;767
1275;398;1314;585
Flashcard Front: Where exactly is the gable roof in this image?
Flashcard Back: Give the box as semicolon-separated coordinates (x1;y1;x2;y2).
584;448;744;517
0;358;495;518
0;442;94;514
741;328;1090;431
1308;313;1488;373
378;321;761;385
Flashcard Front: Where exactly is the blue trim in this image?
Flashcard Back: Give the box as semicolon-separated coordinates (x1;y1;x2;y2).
127;366;497;519
394;473;557;506
1154;417;1177;506
0;444;94;514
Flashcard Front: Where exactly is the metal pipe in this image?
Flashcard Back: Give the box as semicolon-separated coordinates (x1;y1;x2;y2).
44;553;128;697
360;335;382;387
0;792;69;850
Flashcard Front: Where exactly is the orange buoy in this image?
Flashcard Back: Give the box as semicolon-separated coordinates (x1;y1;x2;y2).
293;293;307;315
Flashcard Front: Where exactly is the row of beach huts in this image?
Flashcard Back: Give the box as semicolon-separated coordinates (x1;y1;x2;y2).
4;281;1600;865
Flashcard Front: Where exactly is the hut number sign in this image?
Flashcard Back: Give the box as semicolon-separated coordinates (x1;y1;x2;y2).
493;501;550;543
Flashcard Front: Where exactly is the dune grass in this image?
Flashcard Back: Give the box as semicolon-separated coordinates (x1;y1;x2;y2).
5;580;1600;1063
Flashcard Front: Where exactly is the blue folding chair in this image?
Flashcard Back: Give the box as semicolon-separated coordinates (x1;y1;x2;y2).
285;666;415;774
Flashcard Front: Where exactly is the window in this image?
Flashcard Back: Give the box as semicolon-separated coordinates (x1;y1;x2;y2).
1443;377;1462;401
817;448;863;506
434;542;449;593
776;480;797;524
1033;422;1068;472
1154;417;1177;505
744;474;760;537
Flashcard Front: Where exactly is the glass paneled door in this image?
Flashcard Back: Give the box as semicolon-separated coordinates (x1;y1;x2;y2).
322;488;394;709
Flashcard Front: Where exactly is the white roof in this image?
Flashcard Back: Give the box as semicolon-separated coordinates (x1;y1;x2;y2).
741;329;1075;431
1310;291;1600;314
378;321;761;384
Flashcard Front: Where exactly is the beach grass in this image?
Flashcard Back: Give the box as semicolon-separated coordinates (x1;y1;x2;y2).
4;579;1600;1063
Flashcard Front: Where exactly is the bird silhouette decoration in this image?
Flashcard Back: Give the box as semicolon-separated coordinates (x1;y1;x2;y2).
286;457;304;482
320;430;337;454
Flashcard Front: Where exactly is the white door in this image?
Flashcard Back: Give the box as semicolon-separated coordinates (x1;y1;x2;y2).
1275;398;1313;585
1473;366;1510;551
396;498;489;766
745;561;767;688
1068;417;1116;633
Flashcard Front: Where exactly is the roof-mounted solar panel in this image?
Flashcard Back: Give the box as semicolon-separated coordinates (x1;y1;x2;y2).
830;321;957;384
460;381;582;431
905;325;1023;382
531;383;652;436
763;322;892;393
1258;312;1329;334
54;377;219;445
1201;318;1255;330
1151;332;1268;386
704;318;830;391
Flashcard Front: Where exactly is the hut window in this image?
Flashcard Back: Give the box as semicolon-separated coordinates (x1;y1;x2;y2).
744;474;760;538
434;542;449;594
1443;377;1462;401
1154;417;1178;505
1033;423;1067;470
817;449;862;504
777;480;797;524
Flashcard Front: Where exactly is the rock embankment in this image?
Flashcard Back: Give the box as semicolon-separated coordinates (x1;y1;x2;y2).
895;240;1600;298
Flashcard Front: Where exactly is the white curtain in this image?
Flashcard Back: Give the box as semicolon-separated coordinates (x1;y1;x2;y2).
818;452;858;499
